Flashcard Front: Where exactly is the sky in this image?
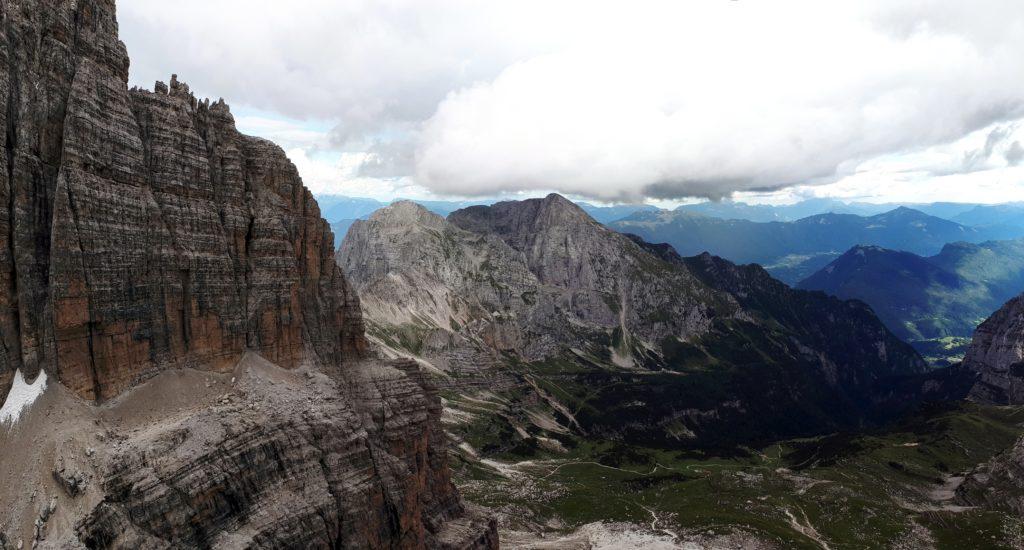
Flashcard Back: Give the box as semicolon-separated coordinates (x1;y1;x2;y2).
118;0;1024;206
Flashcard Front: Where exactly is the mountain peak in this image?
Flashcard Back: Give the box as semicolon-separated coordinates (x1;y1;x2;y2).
880;206;929;219
368;200;444;228
847;244;888;255
538;192;590;217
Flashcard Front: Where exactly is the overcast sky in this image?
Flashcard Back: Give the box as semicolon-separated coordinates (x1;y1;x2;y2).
118;0;1024;205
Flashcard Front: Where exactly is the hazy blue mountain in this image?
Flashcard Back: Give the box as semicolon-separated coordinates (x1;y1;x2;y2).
677;198;891;222
316;195;387;224
799;246;980;341
676;199;986;224
798;239;1024;365
405;199;494;217
952;203;1024;230
316;194;491;221
330;219;360;246
611;207;1024;285
929;239;1024;304
914;202;988;220
577;202;661;224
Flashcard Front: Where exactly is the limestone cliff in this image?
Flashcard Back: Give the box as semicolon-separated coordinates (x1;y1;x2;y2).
0;1;493;548
0;1;366;404
964;293;1024;404
953;294;1024;515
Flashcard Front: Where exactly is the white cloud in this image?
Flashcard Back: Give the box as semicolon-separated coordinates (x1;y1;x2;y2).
286;148;444;201
119;0;561;142
119;0;1024;202
234;113;332;152
416;1;1024;201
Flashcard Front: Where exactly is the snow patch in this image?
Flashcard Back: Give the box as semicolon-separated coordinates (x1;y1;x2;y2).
0;369;48;426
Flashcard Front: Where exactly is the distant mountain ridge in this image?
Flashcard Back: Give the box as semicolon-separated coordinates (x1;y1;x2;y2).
676;199;994;223
612;207;1024;284
797;239;1024;365
317;194;656;247
952;203;1024;231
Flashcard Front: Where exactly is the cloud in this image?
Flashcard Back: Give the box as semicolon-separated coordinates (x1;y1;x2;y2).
1007;141;1024;166
234;114;332;153
119;0;1024;202
356;138;417;179
963;125;1016;171
415;1;1024;201
118;0;562;146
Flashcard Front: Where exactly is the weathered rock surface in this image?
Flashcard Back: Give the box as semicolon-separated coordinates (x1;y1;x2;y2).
0;0;493;548
956;435;1024;518
0;0;367;405
1;354;496;548
339;195;928;447
339;201;529;389
964;293;1024;404
953;293;1024;517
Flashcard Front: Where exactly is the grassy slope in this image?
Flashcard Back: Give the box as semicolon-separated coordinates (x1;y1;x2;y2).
450;385;1024;549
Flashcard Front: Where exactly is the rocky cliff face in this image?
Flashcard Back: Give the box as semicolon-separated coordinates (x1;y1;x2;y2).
0;1;493;547
339;195;928;447
950;295;1024;516
0;0;366;405
448;195;719;357
341;198;717;381
956;435;1024;519
339;201;532;389
964;293;1024;404
954;290;1024;514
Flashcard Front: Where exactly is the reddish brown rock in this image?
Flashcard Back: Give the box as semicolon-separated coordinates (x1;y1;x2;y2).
0;0;494;548
0;0;367;403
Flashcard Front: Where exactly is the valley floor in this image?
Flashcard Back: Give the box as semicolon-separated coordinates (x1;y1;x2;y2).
446;394;1024;549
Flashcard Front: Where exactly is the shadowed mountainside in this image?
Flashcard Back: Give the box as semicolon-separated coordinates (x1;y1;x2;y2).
340;196;931;449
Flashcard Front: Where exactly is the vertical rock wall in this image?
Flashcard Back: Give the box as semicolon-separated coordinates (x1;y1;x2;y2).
966;293;1024;404
0;1;496;548
0;0;367;403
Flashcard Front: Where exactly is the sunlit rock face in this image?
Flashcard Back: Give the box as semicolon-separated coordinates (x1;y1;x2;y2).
965;294;1024;405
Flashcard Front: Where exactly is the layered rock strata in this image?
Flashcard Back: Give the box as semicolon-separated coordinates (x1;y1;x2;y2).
955;294;1024;516
0;0;492;547
964;293;1024;404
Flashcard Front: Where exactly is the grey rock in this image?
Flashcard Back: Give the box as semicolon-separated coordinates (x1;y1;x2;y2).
339;194;928;445
53;462;89;497
965;293;1024;404
957;436;1024;517
0;0;493;547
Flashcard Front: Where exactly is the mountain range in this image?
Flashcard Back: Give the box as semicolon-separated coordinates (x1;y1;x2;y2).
674;198;1015;223
798;240;1024;364
317;194;660;247
336;195;1024;546
611;206;1024;284
339;195;931;449
5;0;1024;547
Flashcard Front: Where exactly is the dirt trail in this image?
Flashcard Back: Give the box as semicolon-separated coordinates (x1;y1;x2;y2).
784;507;832;550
